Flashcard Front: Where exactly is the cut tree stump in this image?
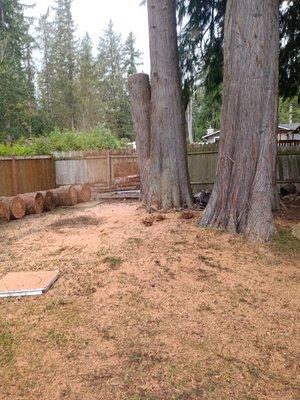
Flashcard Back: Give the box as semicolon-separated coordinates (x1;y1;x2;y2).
0;200;10;223
75;184;92;203
52;185;78;207
0;196;26;219
19;192;45;215
41;190;56;211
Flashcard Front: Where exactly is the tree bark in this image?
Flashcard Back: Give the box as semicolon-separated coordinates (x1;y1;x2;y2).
52;185;78;207
0;199;10;223
41;190;56;212
200;0;279;243
19;192;45;215
147;0;192;210
128;73;151;204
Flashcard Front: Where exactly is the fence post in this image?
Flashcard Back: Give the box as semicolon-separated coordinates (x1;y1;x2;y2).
107;151;112;188
12;156;18;195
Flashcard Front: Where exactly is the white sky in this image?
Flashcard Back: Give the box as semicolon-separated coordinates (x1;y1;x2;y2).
26;0;150;73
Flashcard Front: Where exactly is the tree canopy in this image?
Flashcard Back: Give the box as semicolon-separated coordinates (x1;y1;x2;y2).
178;0;300;102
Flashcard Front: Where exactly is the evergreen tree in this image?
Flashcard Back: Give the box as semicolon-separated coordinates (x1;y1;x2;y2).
77;33;98;129
96;20;131;137
178;0;300;105
0;0;35;138
123;31;142;76
37;8;55;131
51;0;77;130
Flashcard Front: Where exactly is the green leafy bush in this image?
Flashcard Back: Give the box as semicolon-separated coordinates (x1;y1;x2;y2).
0;128;125;156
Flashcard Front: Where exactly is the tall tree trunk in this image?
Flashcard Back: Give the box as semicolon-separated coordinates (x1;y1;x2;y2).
129;0;192;210
128;73;151;204
200;0;279;243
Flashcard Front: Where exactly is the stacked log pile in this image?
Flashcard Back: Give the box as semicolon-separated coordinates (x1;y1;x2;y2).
0;184;92;224
113;174;140;190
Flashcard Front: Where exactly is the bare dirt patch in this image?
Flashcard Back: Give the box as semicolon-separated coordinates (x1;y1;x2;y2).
48;215;101;230
0;200;299;400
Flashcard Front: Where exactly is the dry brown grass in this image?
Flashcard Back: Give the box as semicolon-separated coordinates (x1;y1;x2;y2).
0;200;299;400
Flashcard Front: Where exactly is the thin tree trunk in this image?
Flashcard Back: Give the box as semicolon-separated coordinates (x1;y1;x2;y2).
200;0;279;243
146;0;192;210
186;98;194;144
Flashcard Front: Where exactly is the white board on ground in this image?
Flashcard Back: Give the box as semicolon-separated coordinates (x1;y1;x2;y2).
0;271;59;298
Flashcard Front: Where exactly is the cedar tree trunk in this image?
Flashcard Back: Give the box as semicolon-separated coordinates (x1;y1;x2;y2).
129;0;192;210
200;0;279;243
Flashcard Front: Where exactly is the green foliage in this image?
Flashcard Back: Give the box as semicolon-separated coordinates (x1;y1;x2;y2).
278;97;300;123
192;87;222;140
96;21;133;138
123;31;142;77
272;228;300;255
0;0;35;138
0;128;123;156
178;0;300;105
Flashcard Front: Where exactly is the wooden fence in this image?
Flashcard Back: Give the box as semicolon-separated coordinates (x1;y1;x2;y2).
0;156;55;197
187;144;300;192
0;146;299;197
54;150;139;187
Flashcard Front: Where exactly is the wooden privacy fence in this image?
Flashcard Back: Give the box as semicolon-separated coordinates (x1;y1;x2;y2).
54;145;300;191
54;150;139;187
0;156;55;197
188;144;300;192
0;146;299;197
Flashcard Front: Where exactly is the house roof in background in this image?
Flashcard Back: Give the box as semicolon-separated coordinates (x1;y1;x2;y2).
278;123;300;131
203;129;220;139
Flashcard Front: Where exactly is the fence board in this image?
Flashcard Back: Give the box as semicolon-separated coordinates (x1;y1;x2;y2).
0;156;55;197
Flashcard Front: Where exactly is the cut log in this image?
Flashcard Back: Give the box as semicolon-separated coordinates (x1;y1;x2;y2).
0;200;10;223
41;190;56;211
0;196;26;219
52;185;78;207
19;192;45;215
74;184;92;203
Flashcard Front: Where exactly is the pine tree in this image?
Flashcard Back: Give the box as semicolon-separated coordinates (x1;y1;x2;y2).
77;33;98;130
51;0;77;130
96;20;131;137
123;32;142;76
0;0;35;138
37;8;55;130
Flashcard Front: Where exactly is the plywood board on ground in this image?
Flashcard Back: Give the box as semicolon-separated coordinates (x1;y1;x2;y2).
0;271;59;298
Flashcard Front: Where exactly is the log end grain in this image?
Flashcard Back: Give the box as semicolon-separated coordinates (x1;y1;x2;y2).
11;196;26;219
75;184;92;203
34;192;45;214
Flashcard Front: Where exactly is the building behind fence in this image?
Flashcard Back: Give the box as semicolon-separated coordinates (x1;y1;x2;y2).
0;145;299;196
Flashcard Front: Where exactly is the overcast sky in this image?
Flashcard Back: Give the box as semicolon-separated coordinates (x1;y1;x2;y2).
26;0;150;72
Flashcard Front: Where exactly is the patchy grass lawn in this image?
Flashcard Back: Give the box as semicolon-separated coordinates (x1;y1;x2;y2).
0;200;299;400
